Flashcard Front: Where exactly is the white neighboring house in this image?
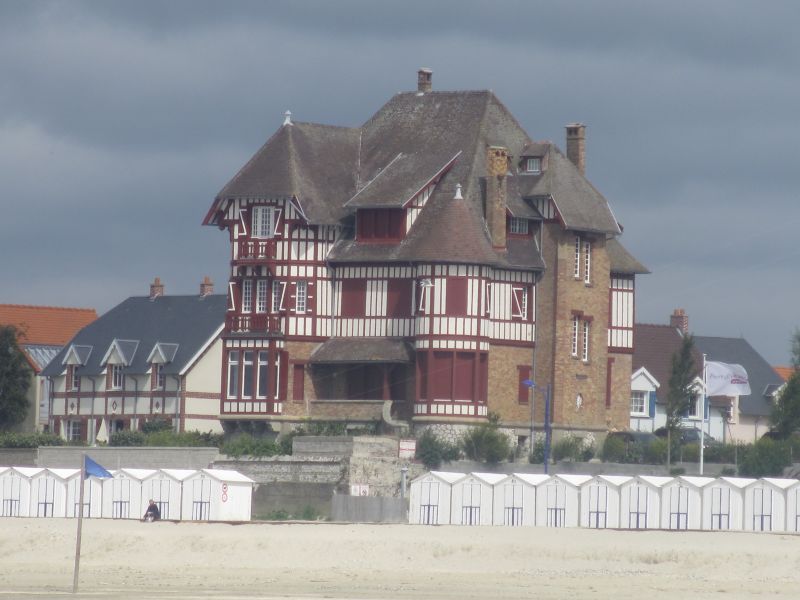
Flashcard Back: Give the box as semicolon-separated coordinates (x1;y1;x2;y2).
41;279;226;442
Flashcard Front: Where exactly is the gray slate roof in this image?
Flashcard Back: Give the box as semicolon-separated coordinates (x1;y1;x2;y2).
310;338;414;364
607;238;650;275
694;336;785;418
41;295;226;378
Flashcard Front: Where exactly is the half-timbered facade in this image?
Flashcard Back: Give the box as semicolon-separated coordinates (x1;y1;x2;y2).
40;280;226;441
204;70;646;437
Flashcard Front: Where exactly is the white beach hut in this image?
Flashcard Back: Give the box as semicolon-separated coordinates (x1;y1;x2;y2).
409;471;465;525
140;469;186;520
161;469;199;521
619;476;673;529
743;478;794;533
660;476;714;530
535;474;591;527
783;480;800;533
1;467;43;517
30;468;79;518
700;476;753;531
65;472;105;518
579;475;632;529
180;469;254;522
492;473;549;526
451;472;505;526
102;469;157;519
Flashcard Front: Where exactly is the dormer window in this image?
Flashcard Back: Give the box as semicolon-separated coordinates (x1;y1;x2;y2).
152;363;166;390
69;365;80;392
524;157;541;174
110;364;124;390
509;217;529;235
252;206;276;239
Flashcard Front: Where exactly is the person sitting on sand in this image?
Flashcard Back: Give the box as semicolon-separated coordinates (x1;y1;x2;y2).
142;499;161;522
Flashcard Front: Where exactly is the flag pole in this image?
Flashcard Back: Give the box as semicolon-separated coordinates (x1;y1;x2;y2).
700;354;706;475
72;452;86;594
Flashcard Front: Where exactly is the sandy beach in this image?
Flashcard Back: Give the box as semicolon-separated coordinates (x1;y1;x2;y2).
2;518;800;599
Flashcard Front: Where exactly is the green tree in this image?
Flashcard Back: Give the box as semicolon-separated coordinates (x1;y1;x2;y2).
0;326;32;430
665;334;696;466
771;329;800;437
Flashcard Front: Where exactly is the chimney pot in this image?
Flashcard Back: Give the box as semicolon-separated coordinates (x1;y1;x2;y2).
566;123;586;175
150;277;164;300
417;68;432;94
670;308;689;334
200;276;214;297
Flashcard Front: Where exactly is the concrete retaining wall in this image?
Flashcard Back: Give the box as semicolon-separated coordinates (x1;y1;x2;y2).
37;447;220;469
331;495;407;523
0;448;38;466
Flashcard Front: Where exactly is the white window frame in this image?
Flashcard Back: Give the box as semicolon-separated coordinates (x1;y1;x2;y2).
582;320;590;362
227;351;239;399
509;217;529;235
152;363;165;391
525;157;541;174
241;351;254;399
256;279;268;313
483;282;492;317
69;366;80;392
271;280;286;313
256;351;269;399
251;206;275;239
241;280;253;313
65;420;81;442
511;286;528;320
574;235;581;278
418;283;429;314
686;394;701;419
571;316;579;357
110;365;124;390
583;240;592;284
295;281;308;314
630;391;647;416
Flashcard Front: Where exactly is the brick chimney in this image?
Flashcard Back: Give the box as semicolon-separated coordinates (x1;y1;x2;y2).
566;123;586;175
149;277;164;300
670;308;689;334
486;145;509;250
200;276;214;297
417;68;432;93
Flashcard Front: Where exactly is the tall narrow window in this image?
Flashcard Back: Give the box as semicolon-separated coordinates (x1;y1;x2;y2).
512;286;529;319
69;366;80;392
256;280;268;313
582;320;590;362
571;316;579;357
227;351;239;398
256;351;269;399
272;280;286;312
242;280;253;313
295;281;308;313
583;240;592;284
242;351;254;399
152;364;165;391
417;282;430;314
574;235;582;278
111;365;124;390
251;206;274;239
484;282;492;316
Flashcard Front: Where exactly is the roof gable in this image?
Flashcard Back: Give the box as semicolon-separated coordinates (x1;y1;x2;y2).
147;342;180;364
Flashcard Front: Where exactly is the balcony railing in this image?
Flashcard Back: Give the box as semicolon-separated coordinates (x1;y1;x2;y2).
235;239;276;263
226;313;283;335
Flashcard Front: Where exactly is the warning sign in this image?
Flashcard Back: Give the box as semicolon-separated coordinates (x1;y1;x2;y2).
399;438;416;459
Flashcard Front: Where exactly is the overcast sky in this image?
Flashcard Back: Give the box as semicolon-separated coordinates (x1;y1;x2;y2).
2;1;798;365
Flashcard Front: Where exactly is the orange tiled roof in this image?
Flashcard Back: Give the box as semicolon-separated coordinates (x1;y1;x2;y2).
0;304;97;346
774;365;795;382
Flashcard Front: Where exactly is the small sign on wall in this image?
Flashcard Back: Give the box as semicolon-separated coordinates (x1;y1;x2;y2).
350;484;369;497
399;439;416;459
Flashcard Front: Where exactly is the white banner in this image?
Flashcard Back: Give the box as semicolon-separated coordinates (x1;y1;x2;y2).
705;361;751;396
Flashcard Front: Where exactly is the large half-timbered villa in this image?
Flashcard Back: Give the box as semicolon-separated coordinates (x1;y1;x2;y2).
202;69;648;443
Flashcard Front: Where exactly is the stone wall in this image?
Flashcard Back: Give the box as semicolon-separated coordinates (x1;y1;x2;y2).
0;448;38;467
37;447;220;469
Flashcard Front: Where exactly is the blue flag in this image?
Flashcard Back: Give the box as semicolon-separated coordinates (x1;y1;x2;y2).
85;455;113;478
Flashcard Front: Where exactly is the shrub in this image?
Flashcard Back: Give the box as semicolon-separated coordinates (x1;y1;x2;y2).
679;443;700;463
704;443;739;464
552;435;583;462
0;432;64;448
109;430;145;446
278;431;301;455
221;433;281;458
461;424;510;464
416;429;460;469
141;418;173;434
528;436;546;464
739;438;792;477
720;466;737;476
601;435;626;463
669;466;686;476
642;438;668;465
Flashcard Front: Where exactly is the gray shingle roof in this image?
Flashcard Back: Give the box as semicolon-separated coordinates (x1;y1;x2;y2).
310;338;414;363
694;336;784;418
607;238;649;275
41;295;226;378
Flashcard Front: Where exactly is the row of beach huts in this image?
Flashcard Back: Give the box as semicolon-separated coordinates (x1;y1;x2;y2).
409;471;800;532
0;466;254;521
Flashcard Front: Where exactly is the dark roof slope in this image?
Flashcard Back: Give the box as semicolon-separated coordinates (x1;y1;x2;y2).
41;295;226;378
215;122;360;224
633;324;702;403
607;238;650;275
310;338;413;364
694;336;784;418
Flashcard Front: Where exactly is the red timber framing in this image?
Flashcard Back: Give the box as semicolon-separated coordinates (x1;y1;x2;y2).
608;275;635;353
221;340;287;416
356;209;404;242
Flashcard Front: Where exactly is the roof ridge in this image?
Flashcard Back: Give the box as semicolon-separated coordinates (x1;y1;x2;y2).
292;121;360;131
635;322;677;328
0;304;96;313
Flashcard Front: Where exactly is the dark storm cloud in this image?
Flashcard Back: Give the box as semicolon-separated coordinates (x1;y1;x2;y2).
1;0;798;363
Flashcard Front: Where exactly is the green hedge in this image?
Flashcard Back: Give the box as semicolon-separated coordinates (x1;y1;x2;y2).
416;429;460;469
0;432;64;448
109;430;223;448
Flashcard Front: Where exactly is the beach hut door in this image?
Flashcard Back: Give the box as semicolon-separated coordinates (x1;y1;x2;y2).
710;486;730;530
419;481;439;525
588;483;608;528
36;477;55;517
628;485;648;529
668;485;689;530
752;487;773;532
192;477;211;520
1;474;21;517
503;482;523;526
546;482;565;527
71;479;92;518
112;478;131;519
150;479;170;519
461;482;481;525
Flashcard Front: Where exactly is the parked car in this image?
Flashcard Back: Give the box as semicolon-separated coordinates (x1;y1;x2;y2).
606;431;658;445
654;426;716;447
